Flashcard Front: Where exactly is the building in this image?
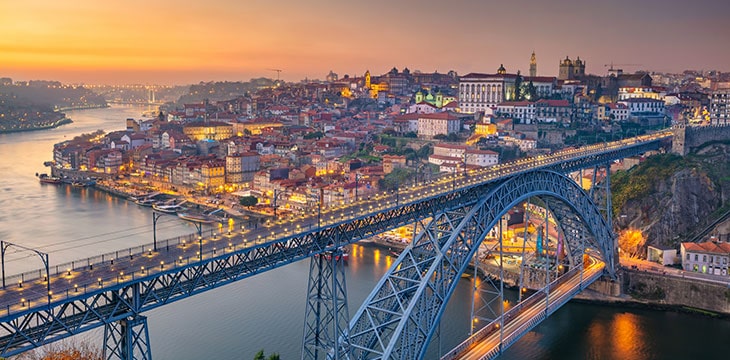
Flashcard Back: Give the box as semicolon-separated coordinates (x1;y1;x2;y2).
183;121;233;141
417;112;461;138
529;51;537;77
647;244;678;265
459;66;519;113
709;82;730;125
429;144;498;171
681;241;730;276
558;56;586;80
618;98;665;116
495;101;535;124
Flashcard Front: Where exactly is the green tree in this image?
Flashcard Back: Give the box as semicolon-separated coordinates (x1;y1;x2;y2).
253;350;265;360
378;167;414;191
268;354;281;360
239;196;258;208
304;131;324;140
513;71;523;101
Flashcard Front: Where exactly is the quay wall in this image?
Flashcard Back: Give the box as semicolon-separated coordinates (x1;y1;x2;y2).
622;269;730;315
672;125;730;155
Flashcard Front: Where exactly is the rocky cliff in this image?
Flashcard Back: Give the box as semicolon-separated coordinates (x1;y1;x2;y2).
612;142;730;251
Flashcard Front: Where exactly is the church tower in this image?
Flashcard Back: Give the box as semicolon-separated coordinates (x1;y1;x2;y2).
365;70;371;89
530;51;537;77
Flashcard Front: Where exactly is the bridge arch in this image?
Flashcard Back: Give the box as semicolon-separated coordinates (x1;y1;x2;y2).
347;170;615;359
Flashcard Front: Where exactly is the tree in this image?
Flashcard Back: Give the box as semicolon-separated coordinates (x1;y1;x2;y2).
239;196;258;208
378;167;414;191
253;350;265;360
15;342;102;360
513;71;523;101
304;131;324;140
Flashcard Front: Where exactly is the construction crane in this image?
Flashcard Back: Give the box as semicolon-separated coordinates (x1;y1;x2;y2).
604;62;642;70
267;68;283;81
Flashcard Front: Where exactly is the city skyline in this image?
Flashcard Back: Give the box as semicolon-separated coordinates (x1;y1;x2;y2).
1;0;729;85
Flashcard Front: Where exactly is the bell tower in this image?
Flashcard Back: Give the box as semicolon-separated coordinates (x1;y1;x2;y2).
530;51;537;77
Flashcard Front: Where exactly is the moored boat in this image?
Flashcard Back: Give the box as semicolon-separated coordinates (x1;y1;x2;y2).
177;211;219;224
153;200;187;214
38;173;62;184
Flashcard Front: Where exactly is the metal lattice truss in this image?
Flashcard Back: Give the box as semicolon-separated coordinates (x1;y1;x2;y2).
103;315;151;360
302;250;350;360
0;138;662;357
347;170;615;359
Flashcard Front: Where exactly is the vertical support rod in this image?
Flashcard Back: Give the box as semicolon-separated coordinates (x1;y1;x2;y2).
498;218;504;348
470;245;478;336
518;198;531;303
543;199;550;313
1;241;6;289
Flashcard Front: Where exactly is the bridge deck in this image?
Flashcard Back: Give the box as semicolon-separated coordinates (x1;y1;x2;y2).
443;260;605;360
0;133;667;355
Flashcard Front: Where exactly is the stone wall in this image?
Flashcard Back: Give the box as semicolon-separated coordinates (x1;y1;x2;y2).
623;269;730;314
672;124;730;155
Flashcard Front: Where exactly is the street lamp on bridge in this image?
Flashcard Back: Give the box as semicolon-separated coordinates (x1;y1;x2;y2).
1;241;51;303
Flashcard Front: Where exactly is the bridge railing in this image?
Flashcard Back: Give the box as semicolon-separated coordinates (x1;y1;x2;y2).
3;228;217;288
441;265;589;360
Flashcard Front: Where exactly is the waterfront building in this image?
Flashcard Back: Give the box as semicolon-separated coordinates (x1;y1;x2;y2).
681;241;730;276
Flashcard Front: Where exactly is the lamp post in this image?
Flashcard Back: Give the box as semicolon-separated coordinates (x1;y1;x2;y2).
152;211;164;251
1;241;50;304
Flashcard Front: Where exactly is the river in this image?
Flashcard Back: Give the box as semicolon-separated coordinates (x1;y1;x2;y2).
0;105;727;359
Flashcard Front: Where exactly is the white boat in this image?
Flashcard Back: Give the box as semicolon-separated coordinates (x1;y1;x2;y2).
177;208;224;224
153;200;187;214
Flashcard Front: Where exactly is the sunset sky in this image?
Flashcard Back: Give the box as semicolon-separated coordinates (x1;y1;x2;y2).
1;0;728;85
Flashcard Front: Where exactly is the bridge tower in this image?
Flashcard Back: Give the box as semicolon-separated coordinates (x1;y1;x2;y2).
302;249;350;359
103;315;152;360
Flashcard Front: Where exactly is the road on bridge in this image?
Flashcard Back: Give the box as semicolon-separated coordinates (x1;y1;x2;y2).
448;258;605;360
0;133;664;321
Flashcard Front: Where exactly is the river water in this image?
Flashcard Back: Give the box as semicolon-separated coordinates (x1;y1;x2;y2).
0;105;728;359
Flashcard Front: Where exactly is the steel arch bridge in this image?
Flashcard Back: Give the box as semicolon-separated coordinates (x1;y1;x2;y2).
345;170;614;359
0;132;670;359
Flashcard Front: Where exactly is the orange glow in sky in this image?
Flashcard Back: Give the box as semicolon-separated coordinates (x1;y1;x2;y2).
1;0;728;84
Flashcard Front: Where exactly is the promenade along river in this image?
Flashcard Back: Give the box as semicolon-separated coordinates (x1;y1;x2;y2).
0;105;728;359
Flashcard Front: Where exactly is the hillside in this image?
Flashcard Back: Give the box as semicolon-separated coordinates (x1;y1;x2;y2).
612;142;730;253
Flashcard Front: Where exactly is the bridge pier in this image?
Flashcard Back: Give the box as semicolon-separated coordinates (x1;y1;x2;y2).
103;315;152;360
301;249;350;360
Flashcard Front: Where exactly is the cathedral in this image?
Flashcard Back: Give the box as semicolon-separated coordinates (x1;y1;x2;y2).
558;56;586;80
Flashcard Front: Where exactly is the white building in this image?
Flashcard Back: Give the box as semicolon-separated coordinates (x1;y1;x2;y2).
429;144;499;171
523;76;557;99
607;103;630;121
459;67;518;114
680;241;730;276
709;83;730;125
618;98;665;116
417;112;461;138
495;101;535;124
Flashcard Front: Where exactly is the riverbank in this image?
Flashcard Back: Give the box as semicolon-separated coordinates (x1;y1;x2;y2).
573;287;730;319
0;117;73;134
54;104;109;112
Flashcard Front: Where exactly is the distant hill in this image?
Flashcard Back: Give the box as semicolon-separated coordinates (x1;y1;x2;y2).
0;81;106;110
